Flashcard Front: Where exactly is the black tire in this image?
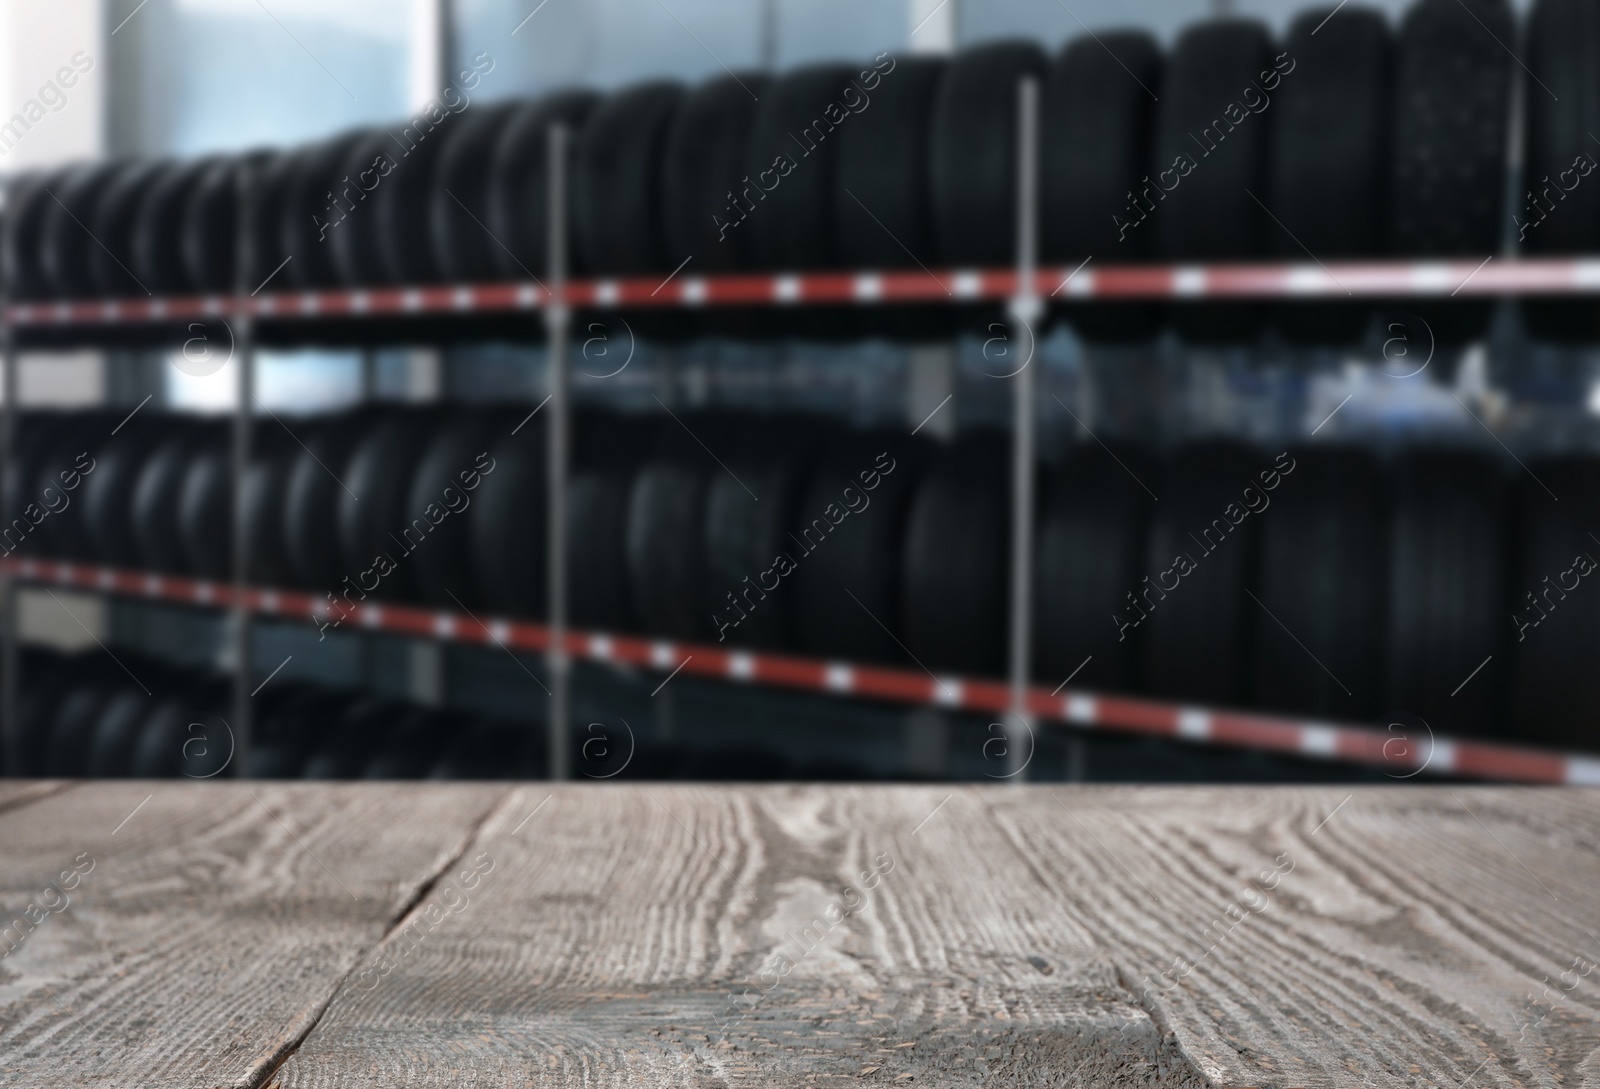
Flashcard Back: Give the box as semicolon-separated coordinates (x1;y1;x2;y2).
1519;0;1600;341
29;413;111;560
133;157;215;294
170;422;279;581
684;744;791;781
88;161;167;296
1388;0;1513;345
284;409;382;590
1139;440;1261;706
826;57;950;341
241;152;297;296
183;155;256;293
82;413;165;568
626;742;688;780
430;717;539;779
131;685;230;778
469;415;546;617
791;432;926;663
430;101;524;283
566;409;653;631
930;42;1050;267
303;697;402;779
572;81;685;274
900;431;1009;676
41;162;125;299
701;417;826;649
180;695;242;778
376;111;466;284
337;408;448;600
1268;7;1392;344
45;678;118;776
87;688;157;777
742;65;856;271
567;461;637;631
242;429;300;587
5;171;68;301
486;91;600;280
835;58;945;269
1043;32;1163;342
132;420;214;573
1385;449;1508;739
1508;457;1600;748
1153;19;1275;343
1;413;64;556
281;130;371;289
177;430;232;578
662;74;769;271
409;410;516;607
15;650;74;775
250;687;358;778
1034;442;1153;693
330;131;401;286
620;457;704;636
364;707;453;778
1251;446;1386;720
626;418;721;640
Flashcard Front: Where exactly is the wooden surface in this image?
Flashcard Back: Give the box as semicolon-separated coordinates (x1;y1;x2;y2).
0;785;1596;1088
0;782;506;1088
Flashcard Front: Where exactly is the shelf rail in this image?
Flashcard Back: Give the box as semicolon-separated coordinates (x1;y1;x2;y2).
1;555;1590;785
9;256;1600;331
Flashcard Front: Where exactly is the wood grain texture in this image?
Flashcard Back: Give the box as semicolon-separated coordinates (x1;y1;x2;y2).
3;784;1597;1088
268;785;1600;1089
273;785;1205;1089
0;782;510;1089
0;781;71;817
987;786;1600;1088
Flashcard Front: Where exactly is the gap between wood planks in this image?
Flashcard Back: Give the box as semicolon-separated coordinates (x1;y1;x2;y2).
248;785;521;1089
0;780;81;819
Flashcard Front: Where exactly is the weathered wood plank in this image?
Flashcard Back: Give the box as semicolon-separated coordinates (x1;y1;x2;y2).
987;785;1600;1088
0;781;72;816
273;785;1600;1089
5;785;1596;1088
273;785;1204;1088
0;782;511;1088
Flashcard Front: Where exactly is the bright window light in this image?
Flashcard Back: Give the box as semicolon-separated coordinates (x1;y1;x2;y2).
165;350;364;414
165;354;237;414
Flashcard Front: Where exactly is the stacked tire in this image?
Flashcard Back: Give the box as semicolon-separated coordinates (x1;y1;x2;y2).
8;0;1591;346
11;646;862;780
10;647;541;779
10;405;1595;749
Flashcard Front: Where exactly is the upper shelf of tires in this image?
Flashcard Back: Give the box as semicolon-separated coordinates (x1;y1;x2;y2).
7;0;1600;345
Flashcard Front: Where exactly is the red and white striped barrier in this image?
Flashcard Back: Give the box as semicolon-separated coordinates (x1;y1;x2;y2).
9;256;1600;327
7;555;1595;785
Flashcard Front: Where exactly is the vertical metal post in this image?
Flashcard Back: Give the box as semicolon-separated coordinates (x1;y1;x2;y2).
1006;76;1041;781
760;0;778;69
546;122;571;781
229;162;259;778
230;318;255;776
0;268;17;776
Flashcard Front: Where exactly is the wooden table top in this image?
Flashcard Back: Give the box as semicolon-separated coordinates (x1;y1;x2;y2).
0;782;1595;1088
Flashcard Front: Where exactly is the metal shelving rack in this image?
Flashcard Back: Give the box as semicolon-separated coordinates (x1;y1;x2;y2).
4;83;1597;784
